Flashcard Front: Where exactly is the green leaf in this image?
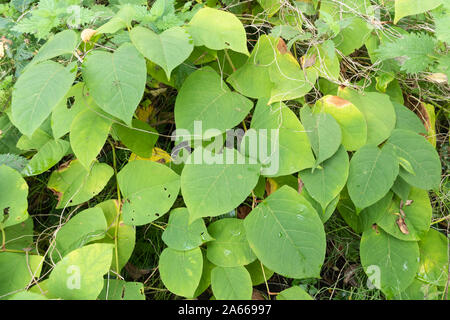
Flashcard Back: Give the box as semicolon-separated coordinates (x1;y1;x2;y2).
0;115;22;154
112;120;158;159
393;102;427;134
3;218;34;250
159;247;203;298
117;160;180;226
162;208;212;251
207;218;256;267
257;0;282;16
385;129;441;190
174;67;253;138
70;108;112;169
180;147;260;222
378;187;432;241
245;260;274;286
194;248;216;297
337;88;396;146
300;105;342;166
391;176;411;201
313;95;367;151
347;144;399;210
30;30;78;66
211;266;252;300
47;160;113;209
8;291;48;300
0;153;28;173
51;207;107;261
244;185;326;279
417;229;449;287
394;0;443;23
96;4;137;34
0;165;29;228
98;280;145;300
300;145;349;210
16;128;52;151
244;99;314;177
22;139;70;176
11;61;76;136
82;43;146;125
360;227;419;298
130;26;194;79
47;243;113;300
188;7;249;55
333;17;372;56
277;286;314;300
306;40;340;81
0;253;44;299
96;199;135;273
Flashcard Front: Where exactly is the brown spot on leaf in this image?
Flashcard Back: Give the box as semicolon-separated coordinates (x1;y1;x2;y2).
276;38;288;54
325;96;351;108
396;216;409;234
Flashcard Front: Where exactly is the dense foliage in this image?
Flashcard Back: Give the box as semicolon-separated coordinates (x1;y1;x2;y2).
0;0;448;300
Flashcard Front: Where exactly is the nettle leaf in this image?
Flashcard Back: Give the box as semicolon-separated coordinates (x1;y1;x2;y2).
313;95;367;151
188;7;249;55
211;266;253;300
47;243;113;300
180;147;261;222
130;26;194;79
385;129;441;190
96;199;135;273
11;60;76;137
0;253;44;299
393;102;427;134
117;160;180;226
337;88;396;146
159;247;203;298
162;208;212;251
394;0;443;24
207;218;256;267
112;119;158;159
47;160;113;209
98;279;145;300
417;229;449;287
360;227;419;298
51;83;90;139
22;139;70;176
82;43;146;125
244;185;326;279
378;187;432;241
243;99;314;177
174;66;253;138
51;207;107;261
0;165;29;228
300;145;349;211
300;105;342;166
277;286;314;300
29;30;78;66
70;108;112;169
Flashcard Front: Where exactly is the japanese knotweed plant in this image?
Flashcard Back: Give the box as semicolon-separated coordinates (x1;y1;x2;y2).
0;0;448;301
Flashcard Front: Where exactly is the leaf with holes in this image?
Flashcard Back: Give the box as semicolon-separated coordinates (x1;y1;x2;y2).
0;165;29;228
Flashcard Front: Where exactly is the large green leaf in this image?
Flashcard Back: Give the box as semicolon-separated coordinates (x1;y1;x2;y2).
180;147;260;222
393;102;426;134
70;108;112;169
11;61;76;136
207;218;256;267
98;279;145;300
47;160;113;209
174;67;253;138
111;119;158;158
117;160;180;226
22;139;70;176
313;95;367;151
245;260;274;286
3;218;34;250
162;208;212;251
385;129;441;190
417;229;449;287
188;7;249;55
82;43;146;125
394;0;443;23
51;207;107;261
0;253;44;299
159;247;203;298
30;30;78;66
338;88;396;145
47;243;113;300
360;227;419;298
0;165;29;228
243;99;314;177
244;185;326;279
300;145;349;210
130;26;193;79
277;286;313;300
300;105;342;166
347;144;399;210
378;188;432;241
211;266;252;300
